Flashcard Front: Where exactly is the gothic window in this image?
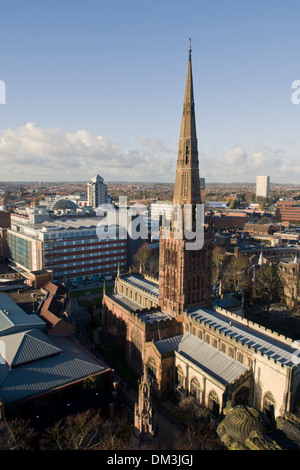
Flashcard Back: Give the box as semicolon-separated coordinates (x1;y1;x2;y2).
190;377;201;401
228;347;235;358
176;365;185;388
148;357;157;380
208;390;220;417
237;352;244;363
263;392;276;410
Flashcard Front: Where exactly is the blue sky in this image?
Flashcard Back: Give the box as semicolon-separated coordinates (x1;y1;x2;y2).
0;0;300;183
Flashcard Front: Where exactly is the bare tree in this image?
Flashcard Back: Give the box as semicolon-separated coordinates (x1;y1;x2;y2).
252;264;283;315
133;242;151;274
222;255;251;296
212;252;228;296
40;410;132;450
42;409;104;450
1;417;37;450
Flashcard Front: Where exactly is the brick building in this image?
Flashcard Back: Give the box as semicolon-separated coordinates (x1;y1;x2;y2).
276;200;300;222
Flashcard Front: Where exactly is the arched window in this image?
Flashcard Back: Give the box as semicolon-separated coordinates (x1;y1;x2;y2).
208;390;220;417
148;357;157;380
263;392;276;410
176;365;185;388
190;377;201;401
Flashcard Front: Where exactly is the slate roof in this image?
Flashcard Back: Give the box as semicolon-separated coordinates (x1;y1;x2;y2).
155;333;249;386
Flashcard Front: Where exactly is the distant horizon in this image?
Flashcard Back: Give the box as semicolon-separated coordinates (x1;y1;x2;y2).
0;2;300;184
0;180;300;187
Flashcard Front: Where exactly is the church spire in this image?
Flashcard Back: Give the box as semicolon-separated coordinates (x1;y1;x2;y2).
173;39;201;208
158;41;212;316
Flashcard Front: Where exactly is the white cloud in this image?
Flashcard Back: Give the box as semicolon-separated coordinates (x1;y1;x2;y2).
224;148;247;166
200;142;300;183
0;123;299;183
0;123;177;181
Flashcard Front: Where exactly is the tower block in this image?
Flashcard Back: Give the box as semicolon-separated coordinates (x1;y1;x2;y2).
159;41;213;317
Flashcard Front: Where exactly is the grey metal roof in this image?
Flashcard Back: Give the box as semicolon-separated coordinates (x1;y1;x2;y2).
109;294;173;323
155;333;249;386
0;294;46;336
123;274;159;297
0;329;61;367
187;307;297;366
110;293;144;312
0;297;111;405
0;353;107;404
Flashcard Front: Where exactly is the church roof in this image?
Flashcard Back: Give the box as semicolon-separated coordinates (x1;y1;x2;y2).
121;274;159;297
187;307;297;366
155;332;249;386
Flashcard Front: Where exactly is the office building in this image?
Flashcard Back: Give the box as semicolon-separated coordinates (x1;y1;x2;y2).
6;216;127;284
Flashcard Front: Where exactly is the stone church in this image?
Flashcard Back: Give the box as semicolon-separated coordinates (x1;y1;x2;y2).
102;43;300;419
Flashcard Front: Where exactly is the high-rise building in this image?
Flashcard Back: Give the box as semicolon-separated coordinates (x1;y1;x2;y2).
256;175;270;198
87;175;108;208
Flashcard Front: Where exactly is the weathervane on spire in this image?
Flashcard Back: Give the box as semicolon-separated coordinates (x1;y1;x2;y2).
189;37;192;53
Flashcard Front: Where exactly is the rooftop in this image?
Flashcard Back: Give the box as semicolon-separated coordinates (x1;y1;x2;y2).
108;293;173;323
0;294;45;336
155;332;249;386
0;295;110;405
121;274;159;297
186;307;298;366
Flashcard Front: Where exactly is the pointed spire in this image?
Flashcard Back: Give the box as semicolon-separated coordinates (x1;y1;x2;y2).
103;280;106;296
117;262;120;279
173;39;201;208
180;38;196;141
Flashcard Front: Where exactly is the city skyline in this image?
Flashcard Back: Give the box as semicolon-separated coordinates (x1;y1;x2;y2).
0;0;300;184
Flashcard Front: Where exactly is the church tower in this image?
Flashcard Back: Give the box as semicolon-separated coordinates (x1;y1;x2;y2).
158;41;212;317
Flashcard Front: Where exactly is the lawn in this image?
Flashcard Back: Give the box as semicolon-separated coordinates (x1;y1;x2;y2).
70;285;114;298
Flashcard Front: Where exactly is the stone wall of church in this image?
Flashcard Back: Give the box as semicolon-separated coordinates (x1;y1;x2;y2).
115;278;158;309
102;294;180;376
183;311;300;415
